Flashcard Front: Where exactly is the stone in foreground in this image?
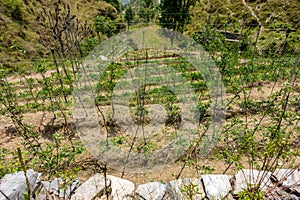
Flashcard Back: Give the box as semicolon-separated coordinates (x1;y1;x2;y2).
0;169;41;200
36;178;79;199
201;174;232;200
166;177;205;200
136;182;166;200
108;175;135;200
71;173;109;200
234;169;272;194
273;168;300;194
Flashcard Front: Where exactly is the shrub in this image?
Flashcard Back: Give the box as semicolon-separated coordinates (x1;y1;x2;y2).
1;0;24;21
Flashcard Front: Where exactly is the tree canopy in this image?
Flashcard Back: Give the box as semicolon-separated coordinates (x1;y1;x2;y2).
159;0;199;32
139;0;156;23
105;0;122;11
125;6;135;29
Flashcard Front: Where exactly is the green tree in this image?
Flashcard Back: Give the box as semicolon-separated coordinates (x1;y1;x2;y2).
125;6;135;29
139;0;156;23
105;0;122;11
159;0;199;32
94;16;118;41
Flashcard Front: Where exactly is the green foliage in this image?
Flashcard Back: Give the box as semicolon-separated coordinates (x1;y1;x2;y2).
97;62;124;97
125;6;135;29
0;1;299;192
0;60;84;180
159;0;199;32
23;192;30;200
193;29;226;52
0;148;21;178
181;182;202;200
132;104;149;125
81;37;99;57
94;16;119;40
238;186;264;200
1;0;24;21
32;134;84;178
138;0;156;23
110;136;124;145
105;0;122;11
136;139;156;156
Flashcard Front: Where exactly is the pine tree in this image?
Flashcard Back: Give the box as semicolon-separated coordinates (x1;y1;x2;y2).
125;7;135;29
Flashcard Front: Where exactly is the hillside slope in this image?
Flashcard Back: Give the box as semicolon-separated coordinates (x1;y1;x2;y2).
186;0;300;53
0;0;299;70
187;0;299;30
0;0;117;69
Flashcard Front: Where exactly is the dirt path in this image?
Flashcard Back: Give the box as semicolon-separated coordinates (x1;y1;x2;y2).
6;68;59;84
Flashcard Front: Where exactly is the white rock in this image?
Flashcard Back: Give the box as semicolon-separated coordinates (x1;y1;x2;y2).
273;169;300;186
107;175;135;200
71;173;109;200
201;174;232;200
36;178;79;199
99;55;108;61
273;168;300;193
136;182;166;200
166;178;205;200
234;169;272;194
0;169;41;200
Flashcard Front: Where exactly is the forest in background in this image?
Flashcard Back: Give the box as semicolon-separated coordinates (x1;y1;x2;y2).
0;0;299;69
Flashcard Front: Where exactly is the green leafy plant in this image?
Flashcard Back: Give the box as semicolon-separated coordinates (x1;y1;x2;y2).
181;182;202;200
125;6;135;29
0;148;21;178
110;136;124;145
238;186;264;200
159;0;199;32
136;139;156;156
